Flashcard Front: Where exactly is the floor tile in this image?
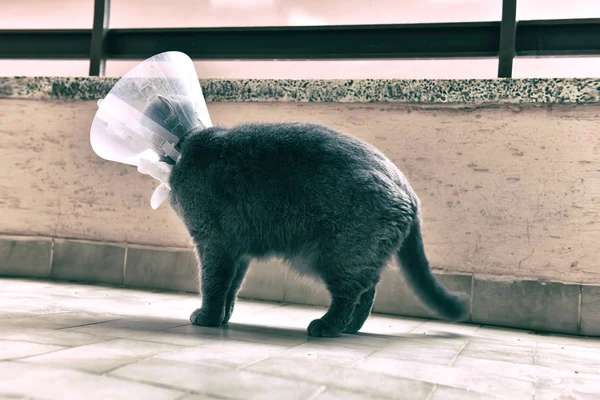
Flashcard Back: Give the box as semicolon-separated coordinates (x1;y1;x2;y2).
535;384;600;400
246;357;435;400
372;338;466;366
312;388;388;400
356;356;534;398
535;342;600;375
307;333;393;350
410;320;480;336
0;341;63;361
111;358;324;400
0;326;109;347
357;314;428;337
159;339;291;369
64;323;211;347
244;303;325;332
476;326;600;350
459;337;535;364
167;323;309;347
429;386;492;400
0;361;184;400
63;316;188;335
21;338;184;373
2;312;117;330
2;278;600;400
278;340;377;366
451;356;541;382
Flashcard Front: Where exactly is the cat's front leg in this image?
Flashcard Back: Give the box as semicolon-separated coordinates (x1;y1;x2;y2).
190;247;237;327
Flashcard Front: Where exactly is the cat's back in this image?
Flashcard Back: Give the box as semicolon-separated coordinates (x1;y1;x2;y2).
170;122;417;254
173;122;411;200
180;122;391;172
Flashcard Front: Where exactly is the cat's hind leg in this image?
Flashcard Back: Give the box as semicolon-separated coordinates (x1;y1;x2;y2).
308;267;379;338
190;246;238;327
343;287;376;334
222;259;250;324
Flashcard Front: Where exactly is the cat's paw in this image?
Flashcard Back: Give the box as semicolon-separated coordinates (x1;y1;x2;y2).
307;318;342;338
189;308;223;327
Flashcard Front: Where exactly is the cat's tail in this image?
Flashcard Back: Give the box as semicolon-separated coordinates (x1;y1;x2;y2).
396;219;469;321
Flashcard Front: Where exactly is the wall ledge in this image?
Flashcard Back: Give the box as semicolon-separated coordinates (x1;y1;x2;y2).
1;76;599;105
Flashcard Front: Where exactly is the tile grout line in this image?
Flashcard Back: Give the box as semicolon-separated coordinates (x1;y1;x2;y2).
248;364;429;397
56;318;123;331
424;384;438;400
7;344;88;362
99;340;200;376
348;343;388;368
448;339;469;367
104;372;232;400
173;393;194;400
237;355;279;371
304;386;328;400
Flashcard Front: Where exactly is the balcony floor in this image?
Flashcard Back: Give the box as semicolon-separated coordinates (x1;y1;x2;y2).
1;278;599;400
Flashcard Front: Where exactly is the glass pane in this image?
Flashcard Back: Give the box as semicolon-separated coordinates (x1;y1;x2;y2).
518;0;600;20
0;60;90;77
110;0;502;28
107;58;499;79
0;0;94;29
513;57;600;78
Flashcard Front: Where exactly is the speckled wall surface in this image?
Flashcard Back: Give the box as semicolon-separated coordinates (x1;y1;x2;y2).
1;76;599;104
1;77;599;284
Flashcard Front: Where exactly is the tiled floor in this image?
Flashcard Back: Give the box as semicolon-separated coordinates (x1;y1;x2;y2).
1;278;599;400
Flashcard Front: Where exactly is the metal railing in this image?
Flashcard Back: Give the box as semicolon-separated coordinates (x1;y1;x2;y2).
1;0;599;78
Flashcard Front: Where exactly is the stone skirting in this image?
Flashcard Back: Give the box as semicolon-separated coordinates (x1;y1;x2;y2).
1;235;598;337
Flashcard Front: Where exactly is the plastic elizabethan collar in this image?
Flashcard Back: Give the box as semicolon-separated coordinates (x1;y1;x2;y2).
89;51;212;209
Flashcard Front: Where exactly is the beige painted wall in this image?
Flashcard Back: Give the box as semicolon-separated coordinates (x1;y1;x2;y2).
1;99;599;283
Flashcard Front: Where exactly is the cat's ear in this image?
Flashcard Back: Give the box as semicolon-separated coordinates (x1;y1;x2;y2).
156;95;175;116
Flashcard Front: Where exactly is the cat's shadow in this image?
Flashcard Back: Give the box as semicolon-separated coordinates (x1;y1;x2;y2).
111;315;468;344
203;321;468;344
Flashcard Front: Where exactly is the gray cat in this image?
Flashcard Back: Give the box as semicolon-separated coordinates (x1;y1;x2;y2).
147;98;469;337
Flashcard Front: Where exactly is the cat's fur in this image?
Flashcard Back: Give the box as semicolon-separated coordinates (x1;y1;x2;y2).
164;124;468;337
145;96;469;337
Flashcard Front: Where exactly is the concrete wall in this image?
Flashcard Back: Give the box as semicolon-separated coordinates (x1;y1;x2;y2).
1;99;599;284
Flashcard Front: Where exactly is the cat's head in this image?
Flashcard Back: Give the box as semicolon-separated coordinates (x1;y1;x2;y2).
142;94;203;164
143;94;199;141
